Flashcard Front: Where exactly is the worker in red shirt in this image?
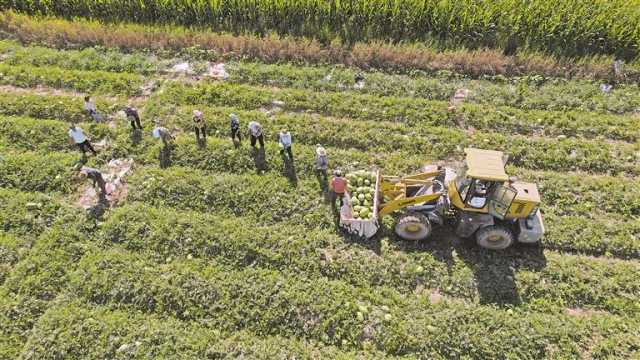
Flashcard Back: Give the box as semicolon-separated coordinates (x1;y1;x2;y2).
330;169;347;212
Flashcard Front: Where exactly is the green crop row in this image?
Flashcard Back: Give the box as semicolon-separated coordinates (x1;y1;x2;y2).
18;300;382;360
4;39;640;117
150;105;640;177
0;63;143;96
0;116;115;152
127;165;640;258
0;151;80;194
0;90;124;123
98;202;640;316
5;0;639;60
0;188;64;239
226;62;640;116
66;247;640;358
0;39;160;75
0;234;27;286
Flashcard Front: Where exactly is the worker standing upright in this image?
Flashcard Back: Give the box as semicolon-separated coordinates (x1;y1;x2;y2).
278;128;293;160
248;121;264;148
68;124;97;156
230;113;241;145
330;169;347;212
315;145;328;179
79;166;108;202
84;96;104;122
124;106;142;130
192;110;206;143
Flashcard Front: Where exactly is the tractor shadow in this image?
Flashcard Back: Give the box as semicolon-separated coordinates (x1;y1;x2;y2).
395;226;547;306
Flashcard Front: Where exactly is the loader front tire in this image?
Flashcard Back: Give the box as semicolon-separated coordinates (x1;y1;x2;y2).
395;213;431;241
475;225;514;250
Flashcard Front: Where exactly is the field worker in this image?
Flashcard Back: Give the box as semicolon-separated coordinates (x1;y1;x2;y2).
248;120;264;148
278;128;293;159
79;166;108;201
192;109;206;142
124;105;142;130
152;124;173;148
315;145;328;177
230;113;241;144
84;96;104;122
68;124;97;156
330;169;347;209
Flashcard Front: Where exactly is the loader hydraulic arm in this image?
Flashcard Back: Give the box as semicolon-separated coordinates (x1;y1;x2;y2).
378;170;444;217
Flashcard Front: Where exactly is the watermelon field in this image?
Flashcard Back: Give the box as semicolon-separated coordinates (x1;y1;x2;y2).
0;10;640;360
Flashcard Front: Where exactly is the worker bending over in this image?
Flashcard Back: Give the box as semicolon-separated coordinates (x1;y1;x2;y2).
152;125;173;148
279;128;293;160
248;121;264;148
68;124;97;156
192;110;206;143
84;96;104;122
124;106;142;130
80;166;108;201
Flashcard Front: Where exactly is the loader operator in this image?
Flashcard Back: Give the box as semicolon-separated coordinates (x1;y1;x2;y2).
330;169;347;211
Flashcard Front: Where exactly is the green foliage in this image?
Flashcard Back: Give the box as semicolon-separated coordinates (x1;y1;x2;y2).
227;62;640;116
0;188;63;239
0;39;159;75
0;92;122;123
3;0;639;59
0;63;143;95
0;151;78;193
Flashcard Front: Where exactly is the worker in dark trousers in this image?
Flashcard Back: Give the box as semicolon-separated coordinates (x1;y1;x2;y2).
124;106;142;130
248;121;264;148
68;124;97;156
330;169;347;213
230;113;241;145
84;96;104;122
80;166;108;201
192;109;206;143
278;128;293;160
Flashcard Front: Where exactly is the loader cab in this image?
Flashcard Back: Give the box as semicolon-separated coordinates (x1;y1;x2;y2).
448;148;518;220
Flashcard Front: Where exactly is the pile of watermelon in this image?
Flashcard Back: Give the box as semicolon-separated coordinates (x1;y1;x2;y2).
346;171;377;220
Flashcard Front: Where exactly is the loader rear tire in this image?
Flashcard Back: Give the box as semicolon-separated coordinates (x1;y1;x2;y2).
475;225;514;250
395;213;431;241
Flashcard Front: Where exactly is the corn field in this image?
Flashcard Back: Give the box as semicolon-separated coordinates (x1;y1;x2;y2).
2;0;639;59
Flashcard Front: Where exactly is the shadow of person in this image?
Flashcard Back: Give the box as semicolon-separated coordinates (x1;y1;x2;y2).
315;169;329;200
280;152;298;187
130;129;143;146
197;137;207;149
159;144;172;169
250;146;268;173
86;200;108;220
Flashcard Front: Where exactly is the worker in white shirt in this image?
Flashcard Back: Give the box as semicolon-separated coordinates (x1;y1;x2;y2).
278;128;293;160
248;121;264;148
68;124;97;156
84;96;104;122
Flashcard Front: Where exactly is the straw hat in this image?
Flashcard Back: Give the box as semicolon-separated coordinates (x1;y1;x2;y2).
193;109;203;118
316;146;326;156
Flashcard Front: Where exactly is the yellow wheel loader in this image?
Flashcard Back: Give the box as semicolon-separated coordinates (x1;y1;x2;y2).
339;148;545;250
